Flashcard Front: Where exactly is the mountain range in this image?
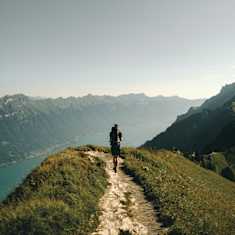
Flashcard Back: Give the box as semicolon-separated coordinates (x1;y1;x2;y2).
0;93;203;165
144;83;235;153
144;82;235;180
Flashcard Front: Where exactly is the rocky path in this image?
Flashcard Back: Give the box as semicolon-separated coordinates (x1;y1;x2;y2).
88;152;168;235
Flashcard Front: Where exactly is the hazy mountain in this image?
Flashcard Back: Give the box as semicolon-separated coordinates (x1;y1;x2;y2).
176;82;235;122
0;93;203;165
143;83;235;181
144;83;235;153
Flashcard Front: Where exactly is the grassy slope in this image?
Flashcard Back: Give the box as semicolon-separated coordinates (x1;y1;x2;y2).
123;148;235;235
199;152;235;181
210;152;228;173
0;148;108;235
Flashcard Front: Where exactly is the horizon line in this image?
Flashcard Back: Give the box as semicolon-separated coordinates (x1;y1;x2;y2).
0;92;207;101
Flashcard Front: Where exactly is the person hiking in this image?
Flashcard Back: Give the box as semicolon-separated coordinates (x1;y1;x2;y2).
109;124;123;173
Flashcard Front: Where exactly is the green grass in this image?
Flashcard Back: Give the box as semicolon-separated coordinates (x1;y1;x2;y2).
202;152;228;174
210;152;228;174
201;152;235;181
0;148;108;235
123;148;235;235
76;144;111;153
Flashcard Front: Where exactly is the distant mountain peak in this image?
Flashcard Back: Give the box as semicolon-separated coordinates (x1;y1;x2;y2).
2;93;27;99
1;94;30;105
220;82;235;93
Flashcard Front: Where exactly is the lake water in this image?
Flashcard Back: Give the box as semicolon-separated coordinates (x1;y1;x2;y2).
0;156;46;201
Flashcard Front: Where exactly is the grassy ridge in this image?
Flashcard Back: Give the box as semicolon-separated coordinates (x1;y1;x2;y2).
76;144;110;153
123;148;235;235
0;148;108;235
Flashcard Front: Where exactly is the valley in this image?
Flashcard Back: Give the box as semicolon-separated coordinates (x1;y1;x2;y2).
0;93;203;165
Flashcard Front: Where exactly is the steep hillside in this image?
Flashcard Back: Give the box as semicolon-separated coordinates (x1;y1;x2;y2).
176;82;235;122
0;93;203;165
205;118;235;152
144;83;235;153
123;148;235;235
144;97;235;153
0;148;108;235
143;83;235;181
1;146;235;235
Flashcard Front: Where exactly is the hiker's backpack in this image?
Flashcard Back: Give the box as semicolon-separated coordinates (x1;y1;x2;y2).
110;127;118;143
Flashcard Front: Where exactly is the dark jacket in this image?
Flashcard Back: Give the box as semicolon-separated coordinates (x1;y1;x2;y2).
110;127;122;145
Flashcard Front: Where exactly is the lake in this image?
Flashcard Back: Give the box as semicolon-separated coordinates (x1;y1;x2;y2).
0;156;46;201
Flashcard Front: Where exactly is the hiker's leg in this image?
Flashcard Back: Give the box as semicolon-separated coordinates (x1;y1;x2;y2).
111;145;114;156
117;143;121;157
115;155;118;167
113;156;118;172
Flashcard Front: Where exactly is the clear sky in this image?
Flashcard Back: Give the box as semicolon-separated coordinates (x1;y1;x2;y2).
0;0;235;99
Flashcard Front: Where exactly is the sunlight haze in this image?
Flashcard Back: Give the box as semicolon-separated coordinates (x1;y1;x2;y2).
1;0;235;99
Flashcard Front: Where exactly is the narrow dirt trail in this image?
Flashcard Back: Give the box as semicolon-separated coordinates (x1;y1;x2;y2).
88;152;168;235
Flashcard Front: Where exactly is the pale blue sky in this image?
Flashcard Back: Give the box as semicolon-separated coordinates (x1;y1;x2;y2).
0;0;235;99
